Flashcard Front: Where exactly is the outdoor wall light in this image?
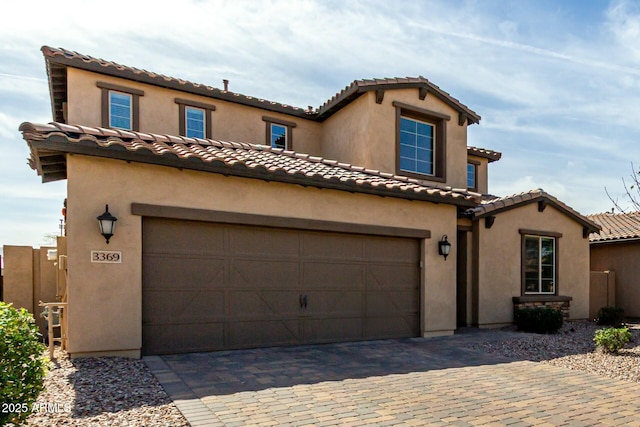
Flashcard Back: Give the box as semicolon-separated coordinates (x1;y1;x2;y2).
97;204;118;244
438;235;451;260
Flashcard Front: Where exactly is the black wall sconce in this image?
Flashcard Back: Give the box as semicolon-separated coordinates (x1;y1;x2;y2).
438;235;451;260
97;204;118;244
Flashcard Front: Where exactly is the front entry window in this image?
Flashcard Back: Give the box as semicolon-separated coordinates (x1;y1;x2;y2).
524;235;555;294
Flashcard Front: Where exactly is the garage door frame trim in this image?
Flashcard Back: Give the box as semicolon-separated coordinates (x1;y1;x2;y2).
132;203;431;239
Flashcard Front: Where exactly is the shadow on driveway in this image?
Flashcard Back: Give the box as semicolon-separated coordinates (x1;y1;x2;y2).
145;331;522;398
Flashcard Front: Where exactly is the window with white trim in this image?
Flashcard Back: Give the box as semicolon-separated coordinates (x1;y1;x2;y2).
185;107;205;138
467;162;477;190
109;91;132;130
270;123;287;149
399;117;434;175
523;235;556;294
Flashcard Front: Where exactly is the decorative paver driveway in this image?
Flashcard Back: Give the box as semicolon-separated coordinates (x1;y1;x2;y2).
144;332;640;426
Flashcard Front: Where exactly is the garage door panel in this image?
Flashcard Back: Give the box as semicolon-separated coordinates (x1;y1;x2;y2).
302;233;364;260
230;320;301;348
229;291;301;317
365;237;420;261
143;218;421;355
230;228;300;256
143;290;226;323
303;290;364;316
144;219;225;255
303;262;365;289
143;322;225;355
230;260;299;287
367;265;420;289
144;256;225;290
366;291;420;316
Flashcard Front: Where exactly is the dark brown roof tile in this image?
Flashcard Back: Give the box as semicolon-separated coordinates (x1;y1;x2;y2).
468;189;599;233
21;121;480;207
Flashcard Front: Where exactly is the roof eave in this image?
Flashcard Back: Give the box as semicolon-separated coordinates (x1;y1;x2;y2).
471;196;601;233
43;49;317;121
590;236;640;244
22;130;478;208
316;81;481;124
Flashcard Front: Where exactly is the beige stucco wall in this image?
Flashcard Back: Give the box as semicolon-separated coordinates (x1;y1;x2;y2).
2;246;58;333
65;154;461;357
321;89;469;189
66;68;472;192
591;242;640;317
65;68;323;155
475;204;590;326
2;246;34;311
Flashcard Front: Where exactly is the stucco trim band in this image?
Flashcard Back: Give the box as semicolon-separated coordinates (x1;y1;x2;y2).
131;203;432;239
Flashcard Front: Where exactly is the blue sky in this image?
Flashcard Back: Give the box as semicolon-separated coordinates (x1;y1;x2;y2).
1;0;640;254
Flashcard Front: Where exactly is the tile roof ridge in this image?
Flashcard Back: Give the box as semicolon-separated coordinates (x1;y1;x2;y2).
41;46;312;116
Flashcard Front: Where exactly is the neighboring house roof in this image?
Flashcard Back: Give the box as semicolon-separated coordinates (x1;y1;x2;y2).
467;188;601;233
467;146;502;162
587;211;640;243
20;122;481;207
41;46;481;125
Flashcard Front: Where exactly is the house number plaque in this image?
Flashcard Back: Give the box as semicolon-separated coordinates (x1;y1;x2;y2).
91;250;122;263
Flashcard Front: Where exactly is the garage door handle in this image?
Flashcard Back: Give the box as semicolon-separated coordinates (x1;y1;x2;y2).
299;294;308;309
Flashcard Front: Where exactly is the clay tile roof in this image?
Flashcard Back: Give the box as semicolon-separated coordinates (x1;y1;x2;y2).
468;188;600;233
316;76;481;124
41;46;314;123
42;46;480;126
587;212;640;243
20;122;480;207
467;146;502;162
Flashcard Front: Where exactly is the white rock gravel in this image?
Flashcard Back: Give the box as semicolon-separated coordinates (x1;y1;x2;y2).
22;347;188;427
468;320;640;384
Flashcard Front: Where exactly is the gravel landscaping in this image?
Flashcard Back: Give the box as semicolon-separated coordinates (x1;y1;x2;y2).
22;348;188;427
468;320;640;383
19;320;640;426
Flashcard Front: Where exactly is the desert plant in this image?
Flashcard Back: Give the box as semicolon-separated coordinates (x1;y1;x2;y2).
595;306;625;326
514;306;563;334
594;327;632;353
0;302;48;426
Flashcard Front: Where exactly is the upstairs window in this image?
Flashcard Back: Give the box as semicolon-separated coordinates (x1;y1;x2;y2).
393;101;449;182
262;116;297;150
523;234;557;294
97;82;144;131
400;117;434;175
186;107;205;138
270;124;287;149
109;92;132;130
175;98;215;139
467;162;478;191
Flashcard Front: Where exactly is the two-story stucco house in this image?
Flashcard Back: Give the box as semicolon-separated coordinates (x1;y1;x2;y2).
20;46;600;358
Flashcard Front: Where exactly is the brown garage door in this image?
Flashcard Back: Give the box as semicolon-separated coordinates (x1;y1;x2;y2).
142;217;420;355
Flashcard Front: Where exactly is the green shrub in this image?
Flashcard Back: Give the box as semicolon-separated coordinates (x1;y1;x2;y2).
0;302;48;426
594;327;632;353
514;306;563;334
596;306;625;327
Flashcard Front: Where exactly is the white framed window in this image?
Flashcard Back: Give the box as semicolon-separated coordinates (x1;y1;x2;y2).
270;123;287;149
185;107;205;138
109;91;132;130
399;116;434;175
523;235;556;294
98;82;144;131
467;162;477;190
262;116;296;150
